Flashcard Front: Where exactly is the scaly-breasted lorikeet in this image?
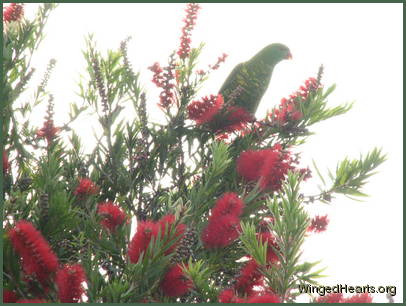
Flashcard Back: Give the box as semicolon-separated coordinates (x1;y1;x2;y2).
211;43;292;132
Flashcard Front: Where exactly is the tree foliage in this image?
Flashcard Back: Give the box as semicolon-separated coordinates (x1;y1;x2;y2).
2;3;385;303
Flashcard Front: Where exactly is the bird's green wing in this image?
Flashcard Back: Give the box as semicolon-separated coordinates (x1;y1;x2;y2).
219;62;246;101
219;60;273;115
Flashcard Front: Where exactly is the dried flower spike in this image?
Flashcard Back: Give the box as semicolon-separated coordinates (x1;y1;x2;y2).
37;59;56;93
90;50;109;113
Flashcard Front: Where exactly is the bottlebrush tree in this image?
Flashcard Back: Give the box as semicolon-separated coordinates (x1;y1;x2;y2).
2;3;386;303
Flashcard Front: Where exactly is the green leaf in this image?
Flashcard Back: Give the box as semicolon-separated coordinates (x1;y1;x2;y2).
312;159;326;186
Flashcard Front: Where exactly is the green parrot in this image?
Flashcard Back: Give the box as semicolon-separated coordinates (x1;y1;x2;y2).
219;43;292;117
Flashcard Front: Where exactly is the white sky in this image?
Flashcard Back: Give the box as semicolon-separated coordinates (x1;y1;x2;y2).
22;3;402;303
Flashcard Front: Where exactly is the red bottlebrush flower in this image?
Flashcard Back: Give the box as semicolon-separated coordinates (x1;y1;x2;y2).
258;148;292;191
3;151;10;174
3;289;18;303
158;214;177;233
73;178;99;197
16;299;47;303
3;3;24;23
128;221;158;263
237;150;267;181
257;149;281;188
210;192;244;220
221;107;254;133
237;145;293;191
157;214;187;255
36;120;60;144
56;264;87;303
234;259;263;296
257;231;279;264
308;215;329;233
177;3;201;59
97;202;127;232
7;220;58;285
218;289;237;303
160;264;193;297
128;215;186;263
188;94;224;125
244;293;281;303
201;215;241;249
315;293;343;303
344;293;373;303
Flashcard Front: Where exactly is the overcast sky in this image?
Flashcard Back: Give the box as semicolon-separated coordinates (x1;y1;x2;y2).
22;3;403;302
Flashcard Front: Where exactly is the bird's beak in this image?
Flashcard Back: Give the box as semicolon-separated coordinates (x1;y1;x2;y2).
286;52;292;60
